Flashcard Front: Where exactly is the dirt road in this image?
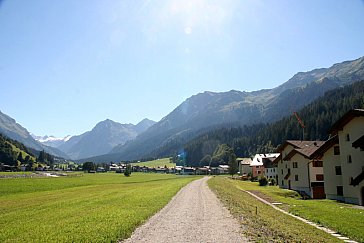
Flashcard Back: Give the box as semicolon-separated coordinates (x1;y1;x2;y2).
122;177;249;242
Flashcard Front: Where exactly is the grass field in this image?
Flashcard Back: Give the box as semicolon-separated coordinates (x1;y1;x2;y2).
208;177;342;242
0;172;199;242
131;158;176;168
231;179;364;242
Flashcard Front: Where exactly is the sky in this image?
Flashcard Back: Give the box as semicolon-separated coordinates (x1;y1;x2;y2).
0;0;364;137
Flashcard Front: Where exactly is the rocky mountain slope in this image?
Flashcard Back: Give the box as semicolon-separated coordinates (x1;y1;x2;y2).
0;111;69;159
58;118;155;160
88;56;364;162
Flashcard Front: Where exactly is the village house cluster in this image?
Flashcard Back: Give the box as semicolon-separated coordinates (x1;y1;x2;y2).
239;109;364;205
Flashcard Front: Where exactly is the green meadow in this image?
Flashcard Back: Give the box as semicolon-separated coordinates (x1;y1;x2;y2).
131;157;176;168
0;172;199;242
208;177;363;242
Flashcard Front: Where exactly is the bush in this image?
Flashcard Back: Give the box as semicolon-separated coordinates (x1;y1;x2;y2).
258;176;268;186
268;178;276;186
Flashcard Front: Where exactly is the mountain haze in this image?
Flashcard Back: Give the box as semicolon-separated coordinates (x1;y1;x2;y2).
85;56;364;162
58;118;156;160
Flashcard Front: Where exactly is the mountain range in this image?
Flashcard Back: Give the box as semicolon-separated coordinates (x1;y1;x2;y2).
32;118;156;160
80;56;364;162
1;56;364;162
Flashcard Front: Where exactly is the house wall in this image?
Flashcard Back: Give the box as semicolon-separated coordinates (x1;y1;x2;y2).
278;144;295;189
265;167;277;179
290;153;311;196
240;164;252;175
322;144;343;201
338;116;364;205
251;165;264;177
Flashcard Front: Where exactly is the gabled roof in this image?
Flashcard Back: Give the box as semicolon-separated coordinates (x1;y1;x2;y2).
283;141;325;160
352;135;364;149
237;158;252;165
311;135;339;159
250;153;280;166
277;140;323;152
329;109;364;135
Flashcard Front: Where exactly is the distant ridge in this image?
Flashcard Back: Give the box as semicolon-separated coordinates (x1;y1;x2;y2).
80;56;364;162
57;118;156;160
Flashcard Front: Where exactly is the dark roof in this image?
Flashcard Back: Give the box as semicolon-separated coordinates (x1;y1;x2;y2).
277;140;324;152
352;135;364;149
283;141;325;160
262;157;277;168
329;109;364;135
311;135;339;159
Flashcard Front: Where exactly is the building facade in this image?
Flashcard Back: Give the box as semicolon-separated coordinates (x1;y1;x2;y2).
277;141;325;199
313;109;364;205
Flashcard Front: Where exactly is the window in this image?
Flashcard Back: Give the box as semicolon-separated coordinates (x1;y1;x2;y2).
316;174;324;181
256;166;260;169
334;146;340;155
335;166;342;175
337;186;343;196
295;175;299;181
346;134;350;141
281;180;284;186
293;162;298;168
347;155;352;163
281;169;283;175
258;171;261;174
312;161;323;167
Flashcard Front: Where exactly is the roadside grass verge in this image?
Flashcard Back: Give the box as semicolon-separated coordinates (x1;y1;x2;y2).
208;176;341;242
131;158;176;168
0;173;200;242
232;180;364;242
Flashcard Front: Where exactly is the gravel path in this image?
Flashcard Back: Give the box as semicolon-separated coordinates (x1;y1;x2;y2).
122;177;249;243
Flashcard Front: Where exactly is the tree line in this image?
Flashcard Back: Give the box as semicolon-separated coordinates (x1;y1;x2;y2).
182;80;364;165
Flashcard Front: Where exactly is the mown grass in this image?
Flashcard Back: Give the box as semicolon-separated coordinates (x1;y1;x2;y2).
131;158;176;168
232;180;364;242
0;173;199;242
208;176;342;242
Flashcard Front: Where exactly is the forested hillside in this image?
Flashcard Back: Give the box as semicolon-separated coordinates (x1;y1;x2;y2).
175;80;364;166
0;133;55;170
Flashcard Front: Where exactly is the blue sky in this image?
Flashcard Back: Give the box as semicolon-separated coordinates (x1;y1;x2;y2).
0;0;364;137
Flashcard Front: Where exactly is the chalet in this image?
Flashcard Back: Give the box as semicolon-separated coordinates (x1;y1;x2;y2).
237;158;252;176
277;140;325;199
312;109;364;205
250;153;279;178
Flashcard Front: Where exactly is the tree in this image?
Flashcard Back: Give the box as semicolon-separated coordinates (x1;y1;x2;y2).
38;150;45;163
82;162;95;172
124;164;132;177
17;152;23;163
228;150;238;177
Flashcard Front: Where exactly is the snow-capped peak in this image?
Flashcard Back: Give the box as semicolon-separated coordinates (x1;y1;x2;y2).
31;134;73;148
